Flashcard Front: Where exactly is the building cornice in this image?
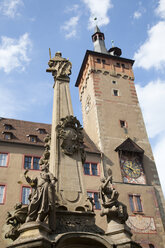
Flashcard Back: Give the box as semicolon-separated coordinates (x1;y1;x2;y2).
75;50;135;87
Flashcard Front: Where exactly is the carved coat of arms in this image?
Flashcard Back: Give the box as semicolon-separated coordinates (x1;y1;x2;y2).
56;115;86;163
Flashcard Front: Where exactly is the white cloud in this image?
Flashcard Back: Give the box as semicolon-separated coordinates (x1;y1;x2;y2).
133;3;146;20
0;0;23;18
136;80;165;195
61;15;80;39
134;21;165;70
134;0;165;70
133;11;142;19
82;0;113;29
0;33;32;73
64;4;79;13
156;0;165;19
136;80;165;139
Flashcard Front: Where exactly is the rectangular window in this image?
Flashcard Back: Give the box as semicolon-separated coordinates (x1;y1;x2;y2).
24;156;40;170
83;162;99;176
116;62;120;67
120;120;127;128
97;58;101;63
102;59;106;64
22;187;31;205
0;153;8;167
4;133;12;140
33;157;40;170
30;136;37;142
87;192;101;210
84;163;90;175
38;129;46;134
129;194;143;213
0;185;5;204
113;89;119;96
4;124;12;130
91;163;98;176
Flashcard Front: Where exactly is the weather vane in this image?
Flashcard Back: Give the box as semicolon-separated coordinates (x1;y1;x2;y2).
94;17;98;25
111;40;115;47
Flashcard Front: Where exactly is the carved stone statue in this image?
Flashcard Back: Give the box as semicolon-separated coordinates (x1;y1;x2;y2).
46;51;72;79
99;175;128;223
5;203;28;241
39;134;51;166
24;164;58;231
56;115;86;163
84;196;95;212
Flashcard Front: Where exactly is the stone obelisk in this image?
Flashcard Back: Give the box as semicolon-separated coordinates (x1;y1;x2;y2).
46;51;88;212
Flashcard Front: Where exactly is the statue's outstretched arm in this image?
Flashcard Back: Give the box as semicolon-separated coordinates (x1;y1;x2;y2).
24;170;37;187
103;175;112;189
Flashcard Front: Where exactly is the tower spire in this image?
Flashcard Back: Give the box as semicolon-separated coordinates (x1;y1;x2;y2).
92;25;108;54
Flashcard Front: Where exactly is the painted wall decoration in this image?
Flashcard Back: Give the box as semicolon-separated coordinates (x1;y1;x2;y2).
126;215;156;234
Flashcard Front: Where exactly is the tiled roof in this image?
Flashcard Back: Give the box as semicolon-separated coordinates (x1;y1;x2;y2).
0;117;100;154
115;138;144;153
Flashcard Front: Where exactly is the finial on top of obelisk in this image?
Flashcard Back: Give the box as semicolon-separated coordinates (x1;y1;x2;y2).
46;50;72;79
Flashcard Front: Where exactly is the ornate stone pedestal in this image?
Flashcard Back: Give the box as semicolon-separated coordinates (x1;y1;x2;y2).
106;219;132;244
105;219;141;248
55;210;104;234
7;222;52;248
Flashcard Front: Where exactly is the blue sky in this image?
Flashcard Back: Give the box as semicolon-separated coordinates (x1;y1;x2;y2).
0;0;165;195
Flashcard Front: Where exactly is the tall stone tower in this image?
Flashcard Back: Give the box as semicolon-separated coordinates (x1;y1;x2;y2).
75;26;165;247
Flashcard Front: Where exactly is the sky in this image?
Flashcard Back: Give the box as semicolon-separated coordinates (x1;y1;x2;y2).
0;0;165;195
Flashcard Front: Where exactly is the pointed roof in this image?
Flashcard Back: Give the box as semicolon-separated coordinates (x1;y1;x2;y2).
115;138;144;153
94;25;101;33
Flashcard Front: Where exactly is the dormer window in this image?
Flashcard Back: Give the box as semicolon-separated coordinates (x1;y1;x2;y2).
36;128;46;134
26;135;37;143
3;124;12;130
30;136;36;142
2;131;12;140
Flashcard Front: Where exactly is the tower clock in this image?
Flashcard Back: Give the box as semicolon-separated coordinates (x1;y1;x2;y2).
115;138;146;184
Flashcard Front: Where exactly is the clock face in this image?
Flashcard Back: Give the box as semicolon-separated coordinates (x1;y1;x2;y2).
120;156;146;184
123;160;141;178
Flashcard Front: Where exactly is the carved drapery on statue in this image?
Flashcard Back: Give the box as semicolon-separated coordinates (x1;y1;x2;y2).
5;135;57;241
46;51;72;79
99;174;128;224
56;115;86;163
24;164;57;231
